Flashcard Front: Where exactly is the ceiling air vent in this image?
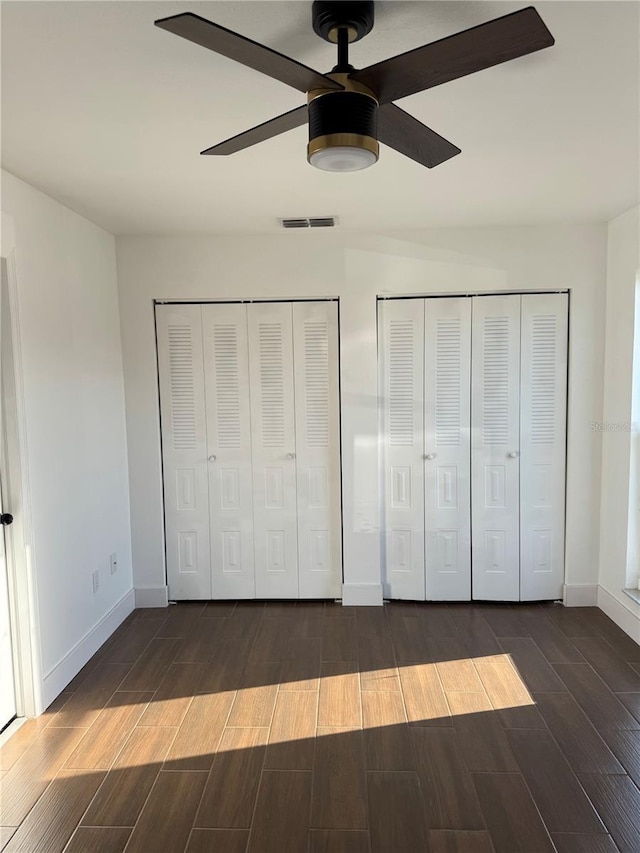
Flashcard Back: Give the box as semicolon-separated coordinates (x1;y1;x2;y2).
280;217;337;229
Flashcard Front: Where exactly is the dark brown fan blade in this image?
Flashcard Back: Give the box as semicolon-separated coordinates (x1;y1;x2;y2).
352;7;554;104
155;12;343;94
377;103;460;168
201;105;308;155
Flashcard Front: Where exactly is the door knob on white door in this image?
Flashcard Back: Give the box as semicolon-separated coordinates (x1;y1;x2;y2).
287;452;296;459
508;451;519;458
208;455;217;462
424;453;437;460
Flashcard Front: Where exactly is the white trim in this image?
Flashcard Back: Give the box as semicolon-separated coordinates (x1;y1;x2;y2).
563;583;598;606
41;588;134;709
341;582;384;606
597;585;640;644
135;585;169;608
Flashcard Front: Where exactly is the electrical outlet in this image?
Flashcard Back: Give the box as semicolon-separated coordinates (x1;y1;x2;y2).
110;552;118;575
92;570;100;594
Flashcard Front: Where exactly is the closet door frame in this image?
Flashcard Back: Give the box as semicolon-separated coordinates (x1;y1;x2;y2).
156;298;344;601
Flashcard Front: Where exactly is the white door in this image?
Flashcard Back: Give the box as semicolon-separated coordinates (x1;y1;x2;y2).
520;293;568;600
380;299;426;600
293;302;342;598
157;304;211;599
202;304;255;598
248;302;299;598
424;298;472;600
471;295;522;601
0;273;17;729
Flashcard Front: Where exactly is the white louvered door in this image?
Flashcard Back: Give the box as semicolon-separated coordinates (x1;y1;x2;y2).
157;304;211;599
520;294;568;600
293;302;342;598
202;304;254;598
424;298;472;600
471;295;522;601
248;302;299;598
380;299;426;600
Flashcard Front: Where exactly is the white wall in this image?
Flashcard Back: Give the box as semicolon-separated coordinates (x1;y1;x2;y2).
116;224;607;606
599;206;640;639
1;170;133;710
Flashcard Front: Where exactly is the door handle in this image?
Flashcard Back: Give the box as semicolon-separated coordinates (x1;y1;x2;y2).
287;452;296;460
423;453;436;460
0;513;13;526
208;455;217;462
508;451;519;458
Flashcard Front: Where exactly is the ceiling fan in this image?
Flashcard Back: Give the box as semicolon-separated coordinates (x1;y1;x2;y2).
155;1;554;173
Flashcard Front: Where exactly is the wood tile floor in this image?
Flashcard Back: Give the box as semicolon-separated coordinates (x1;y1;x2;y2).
2;601;640;852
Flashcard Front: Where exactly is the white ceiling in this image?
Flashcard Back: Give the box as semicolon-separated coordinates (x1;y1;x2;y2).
1;1;638;235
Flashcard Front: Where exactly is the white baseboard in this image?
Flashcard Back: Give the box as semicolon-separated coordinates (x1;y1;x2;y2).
135;585;169;608
41;588;135;710
597;585;640;644
563;584;598;607
341;583;384;606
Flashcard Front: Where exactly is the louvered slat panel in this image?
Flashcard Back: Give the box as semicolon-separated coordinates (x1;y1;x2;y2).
258;322;285;447
304;321;329;447
388;319;415;447
168;325;197;451
213;324;241;448
530;315;557;444
482;316;510;446
435;318;462;446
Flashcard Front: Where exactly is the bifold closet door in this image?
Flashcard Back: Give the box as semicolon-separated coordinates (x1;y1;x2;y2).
380;299;426;600
292;301;342;599
424;298;472;600
519;293;568;600
471;295;522;601
157;304;211;599
202;303;255;598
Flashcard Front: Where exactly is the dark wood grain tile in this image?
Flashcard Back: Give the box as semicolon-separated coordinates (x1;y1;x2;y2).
118;639;181;692
175;617;225;663
473;772;555;852
185;829;250;853
572;636;640;692
615;691;640;723
415;605;457;637
4;769;105;853
506;729;606;833
578;773;640;853
355;606;389;637
429;637;484;693
220;603;263;640
198;638;252;693
137;663;203;727
0;727;87;825
599;729;640;787
265;692;316;770
448;607;502;657
155;603;207;637
63;827;132;853
358;633;400;692
48;664;131;728
545;606;601;637
322;617;358;661
448;693;518;772
318;662;361;727
550;834;619;853
367;771;429;853
361;691;414;770
519;611;586;664
81;726;176;827
309;830;370;853
124;770;207;853
195;727;268;828
587;610;640;662
399;662;451;726
202;601;237;618
477;606;528;638
554;663;640;730
102;617;165;664
164;691;235;771
0;693;72;771
428;830;495;853
247;771;311;853
248;618;291;662
63;691;152;769
499;637;568;693
533;692;625;774
413;728;485;830
226;662;280;728
390;616;431;663
279;636;322;691
474;656;545;729
312;727;367;829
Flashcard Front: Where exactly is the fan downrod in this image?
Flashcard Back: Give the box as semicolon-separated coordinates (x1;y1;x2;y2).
312;1;375;44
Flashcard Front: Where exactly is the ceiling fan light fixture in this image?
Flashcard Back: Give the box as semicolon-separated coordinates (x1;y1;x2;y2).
307;85;379;172
309;137;378;172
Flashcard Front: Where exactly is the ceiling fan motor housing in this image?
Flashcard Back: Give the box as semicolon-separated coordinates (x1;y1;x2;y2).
307;75;379;166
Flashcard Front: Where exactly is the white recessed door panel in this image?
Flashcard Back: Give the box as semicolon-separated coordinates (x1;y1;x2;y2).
380;299;425;600
202;303;255;598
157;304;211;599
293;301;342;598
520;293;568;600
424;298;472;600
248;302;299;598
471;295;521;601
